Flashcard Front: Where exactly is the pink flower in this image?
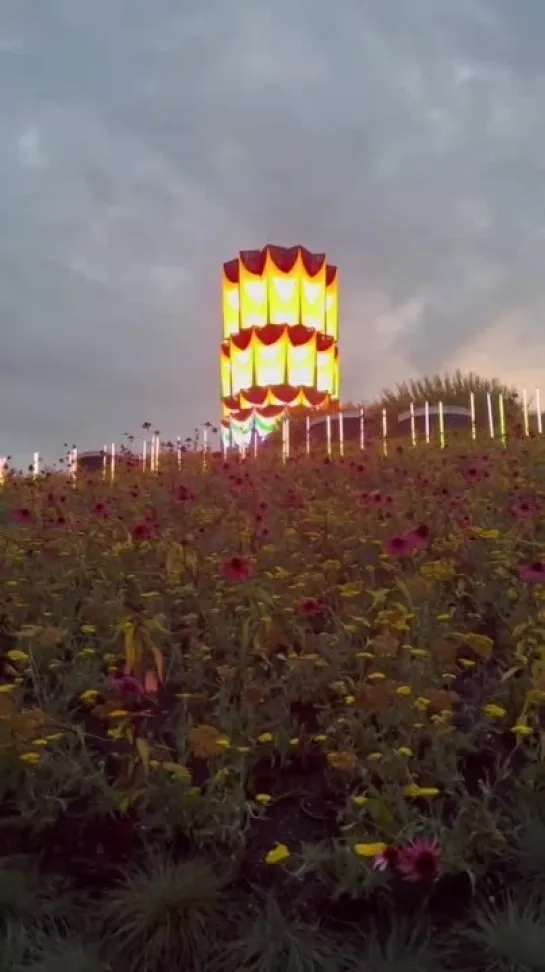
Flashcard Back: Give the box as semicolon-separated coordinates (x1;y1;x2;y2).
519;561;545;584
12;507;33;525
511;497;541;519
398;838;441;882
405;523;430;550
131;521;155;542
373;846;400;872
383;533;416;558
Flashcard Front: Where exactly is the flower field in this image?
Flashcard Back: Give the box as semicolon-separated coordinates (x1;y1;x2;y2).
2;437;545;970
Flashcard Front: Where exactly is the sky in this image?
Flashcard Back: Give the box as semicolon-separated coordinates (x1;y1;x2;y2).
1;0;545;464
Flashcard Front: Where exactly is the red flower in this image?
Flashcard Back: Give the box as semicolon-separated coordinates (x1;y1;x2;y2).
221;554;252;583
519;561;545;584
297;597;323;617
93;501;109;519
131;521;155;542
12;507;33;525
398;837;441;882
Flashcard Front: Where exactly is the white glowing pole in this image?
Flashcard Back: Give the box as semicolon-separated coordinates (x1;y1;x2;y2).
409;400;416;446
33;452;39;478
326;414;332;457
305;415;311;456
424;401;430;444
486;392;495;439
176;436;182;470
339;410;345;458
69;447;78;481
203;426;209;471
0;459;5;484
359;406;365;450
284;418;290;459
470;392;476;441
142;439;147;470
536;388;543;434
522;388;529;437
382;408;388;456
103;444;108;478
110;442;116;482
438;400;445;448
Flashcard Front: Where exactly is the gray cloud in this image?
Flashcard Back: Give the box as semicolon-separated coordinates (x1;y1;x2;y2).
1;0;545;462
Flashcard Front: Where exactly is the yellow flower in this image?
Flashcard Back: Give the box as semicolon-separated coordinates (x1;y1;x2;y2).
313;734;328;743
396;685;411;698
395;746;413;757
5;650;28;663
459;658;476;669
161;762;192;781
414;697;430;711
367;752;384;762
483;703;507;719
80;624;96;634
20;752;41;764
108;709;130;719
353;842;387;857
404;784;440;798
216;736;231;749
0;684;17;694
409;648;429;658
289;737;301;747
80;689;99;702
255;793;272;805
265;843;291;865
236;745;251;754
327;750;358;772
351;795;369;807
344;695;356;705
511;723;532;737
257;732;274;744
31;738;49;748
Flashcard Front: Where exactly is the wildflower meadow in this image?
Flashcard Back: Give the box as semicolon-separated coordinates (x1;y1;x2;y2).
2;429;545;971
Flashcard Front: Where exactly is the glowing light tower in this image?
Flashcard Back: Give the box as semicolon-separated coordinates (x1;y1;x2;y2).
220;245;339;449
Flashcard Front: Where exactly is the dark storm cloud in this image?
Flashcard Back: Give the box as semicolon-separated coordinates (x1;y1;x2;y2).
1;0;545;461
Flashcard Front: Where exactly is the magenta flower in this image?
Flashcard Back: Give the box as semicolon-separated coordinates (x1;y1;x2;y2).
519;561;545;584
398;837;441;882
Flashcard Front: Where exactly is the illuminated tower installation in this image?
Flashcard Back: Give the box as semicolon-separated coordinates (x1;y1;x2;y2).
220;245;339;447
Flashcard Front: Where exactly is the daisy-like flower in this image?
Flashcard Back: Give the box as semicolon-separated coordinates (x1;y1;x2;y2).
398;837;441;882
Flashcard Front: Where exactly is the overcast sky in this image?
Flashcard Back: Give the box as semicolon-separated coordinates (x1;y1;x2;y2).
1;0;545;463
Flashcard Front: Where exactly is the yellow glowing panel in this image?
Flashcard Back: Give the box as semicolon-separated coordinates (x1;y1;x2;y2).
254;333;287;388
316;345;335;394
222;277;240;339
287;337;316;388
220;349;232;397
266;249;301;326
301;262;326;333
325;273;338;340
231;343;254;395
239;261;267;330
